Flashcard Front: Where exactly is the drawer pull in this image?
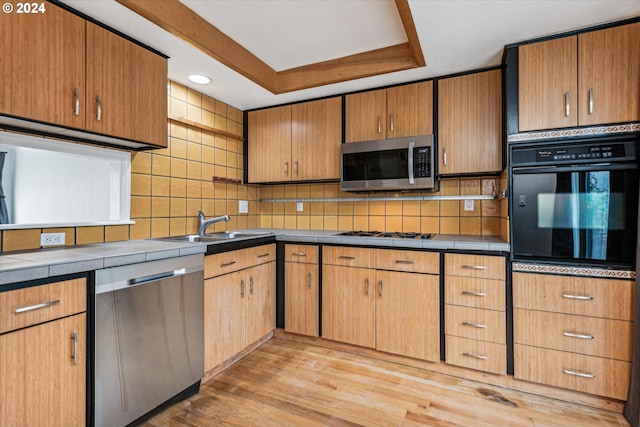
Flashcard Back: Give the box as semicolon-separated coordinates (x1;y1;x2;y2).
292;252;307;257
257;253;270;258
462;265;486;270
562;293;593;301
220;260;237;267
396;259;417;264
463;352;487;360
14;299;60;314
563;331;594;340
462;290;486;297
71;331;78;366
338;255;356;260
563;369;595;379
462;321;487;329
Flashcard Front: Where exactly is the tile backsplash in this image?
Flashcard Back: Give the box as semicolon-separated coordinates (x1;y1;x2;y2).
0;82;509;253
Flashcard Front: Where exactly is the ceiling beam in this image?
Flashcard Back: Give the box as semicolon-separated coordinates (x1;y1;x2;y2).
117;0;426;95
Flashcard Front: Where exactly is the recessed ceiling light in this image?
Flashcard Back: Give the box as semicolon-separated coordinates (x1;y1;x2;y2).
188;74;211;85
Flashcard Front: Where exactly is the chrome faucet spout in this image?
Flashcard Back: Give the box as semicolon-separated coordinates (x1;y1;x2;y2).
198;210;231;235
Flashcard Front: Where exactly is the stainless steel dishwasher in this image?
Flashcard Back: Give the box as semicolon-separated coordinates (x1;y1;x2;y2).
94;254;204;427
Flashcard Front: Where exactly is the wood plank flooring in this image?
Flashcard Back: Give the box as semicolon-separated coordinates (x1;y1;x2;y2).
143;338;630;427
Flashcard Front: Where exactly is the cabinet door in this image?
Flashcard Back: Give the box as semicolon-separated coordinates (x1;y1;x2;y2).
375;271;440;361
345;89;387;142
248;105;292;182
291;97;342;180
518;36;578;131
204;272;245;371
0;313;85;426
438;70;502;174
387;81;433;138
245;262;276;346
0;3;85;129
322;265;375;348
578;23;640;126
285;261;319;337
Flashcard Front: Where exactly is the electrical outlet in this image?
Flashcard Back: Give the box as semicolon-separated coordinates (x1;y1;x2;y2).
238;200;249;214
41;232;65;246
464;199;474;211
296;202;304;212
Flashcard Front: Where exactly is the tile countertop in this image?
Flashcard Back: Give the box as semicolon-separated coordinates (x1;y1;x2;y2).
0;230;509;287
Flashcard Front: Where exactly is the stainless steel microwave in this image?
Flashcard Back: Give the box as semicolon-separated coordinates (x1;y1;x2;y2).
340;135;435;192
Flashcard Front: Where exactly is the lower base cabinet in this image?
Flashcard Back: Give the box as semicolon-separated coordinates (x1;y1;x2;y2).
284;244;319;337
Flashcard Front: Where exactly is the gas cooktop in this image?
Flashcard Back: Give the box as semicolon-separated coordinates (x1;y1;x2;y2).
338;231;433;239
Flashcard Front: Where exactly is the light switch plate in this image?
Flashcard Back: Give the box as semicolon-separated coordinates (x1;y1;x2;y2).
296;202;304;212
238;200;249;213
464;199;474;211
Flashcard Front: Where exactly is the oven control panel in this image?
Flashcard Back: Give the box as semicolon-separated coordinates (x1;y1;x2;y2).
537;144;626;162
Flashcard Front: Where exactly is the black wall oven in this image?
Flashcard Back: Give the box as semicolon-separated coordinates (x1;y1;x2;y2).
510;134;639;268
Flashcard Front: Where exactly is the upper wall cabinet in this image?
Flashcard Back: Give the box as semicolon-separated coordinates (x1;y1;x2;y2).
345;81;433;142
438;69;503;175
248;97;342;183
518;22;640;132
0;2;167;149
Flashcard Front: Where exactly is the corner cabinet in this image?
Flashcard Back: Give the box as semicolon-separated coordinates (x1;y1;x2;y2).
518;22;640;132
345;81;433;142
248;97;342;183
437;69;502;175
0;2;167;148
0;278;87;426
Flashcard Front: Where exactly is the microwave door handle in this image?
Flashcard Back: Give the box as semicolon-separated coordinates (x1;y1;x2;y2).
408;142;415;184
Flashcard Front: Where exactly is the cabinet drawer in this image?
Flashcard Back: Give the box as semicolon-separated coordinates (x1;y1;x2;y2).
513;273;634;320
285;244;319;264
323;246;375;269
514;309;633;361
205;249;247;278
246;244;276;267
445;276;505;311
445;305;506;344
374;249;439;274
0;278;86;334
445;336;506;375
514;344;631;400
445;254;505;280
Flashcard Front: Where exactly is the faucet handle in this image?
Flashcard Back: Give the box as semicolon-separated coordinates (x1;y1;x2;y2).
198;210;205;218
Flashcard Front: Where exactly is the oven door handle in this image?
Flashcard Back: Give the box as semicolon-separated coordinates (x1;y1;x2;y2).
408;141;415;185
513;163;637;174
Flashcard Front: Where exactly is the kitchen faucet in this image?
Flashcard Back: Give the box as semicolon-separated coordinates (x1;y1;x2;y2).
198;210;230;235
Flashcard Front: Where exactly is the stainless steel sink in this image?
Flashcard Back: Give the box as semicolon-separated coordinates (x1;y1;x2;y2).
160;231;272;243
160;234;227;243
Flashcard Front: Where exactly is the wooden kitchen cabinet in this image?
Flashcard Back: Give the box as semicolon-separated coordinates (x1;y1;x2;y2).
248;97;342;183
0;2;167;148
438;69;502;175
203;244;276;372
0;278;87;426
513;271;635;399
345;81;433;142
518;22;640;132
284;244;319;337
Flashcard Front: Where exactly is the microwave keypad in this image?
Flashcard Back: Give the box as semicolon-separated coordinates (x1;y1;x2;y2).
415;147;431;177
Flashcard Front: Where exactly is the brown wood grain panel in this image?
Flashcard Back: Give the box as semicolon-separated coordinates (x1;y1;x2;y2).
445;253;506;280
445;304;506;344
322;246;375;269
285;262;319;337
0;278;86;334
246;243;276;267
514;344;630;400
512;272;635;320
386;80;433;138
374;248;439;274
445;276;506;311
345;89;387;143
284;244;319;264
445;335;506;375
245;262;276;346
205;249;246;278
438;69;502;174
247;105;292;183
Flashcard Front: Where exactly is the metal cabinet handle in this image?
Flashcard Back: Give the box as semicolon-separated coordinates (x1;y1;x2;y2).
250;276;254;294
96;95;102;121
294;160;298;176
377;116;382;133
308;272;313;289
462;321;487;329
390;114;394;132
14;299;60;314
379;279;384;298
562;293;593;301
588;88;593;114
241;279;245;298
443;148;447;166
292;252;307;257
365;277;369;295
563;369;595;379
221;260;236;267
71;331;78;366
565;92;570;117
74;88;80;116
396;259;416;264
257;253;270;258
462;265;486;270
462;290;486;297
338;255;356;260
563;331;594;340
463;352;487;360
284;161;288;176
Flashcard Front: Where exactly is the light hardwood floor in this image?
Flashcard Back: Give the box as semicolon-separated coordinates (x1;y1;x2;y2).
143;338;629;427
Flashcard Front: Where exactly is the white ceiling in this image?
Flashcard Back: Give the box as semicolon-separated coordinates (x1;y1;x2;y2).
60;0;640;111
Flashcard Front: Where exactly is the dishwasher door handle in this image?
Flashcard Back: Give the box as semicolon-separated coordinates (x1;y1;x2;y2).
128;268;187;286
